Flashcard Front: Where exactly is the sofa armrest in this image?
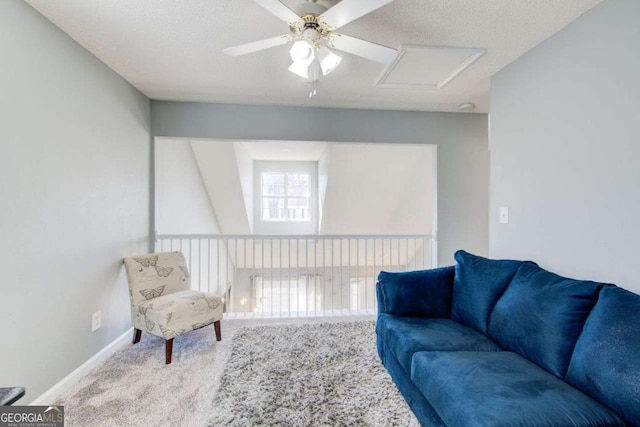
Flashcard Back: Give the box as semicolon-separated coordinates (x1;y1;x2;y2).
376;266;455;317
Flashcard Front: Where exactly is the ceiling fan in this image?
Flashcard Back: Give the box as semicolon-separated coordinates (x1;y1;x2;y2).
223;0;398;91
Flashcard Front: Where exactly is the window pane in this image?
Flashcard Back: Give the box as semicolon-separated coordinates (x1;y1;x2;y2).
287;197;309;221
262;197;285;221
287;174;309;197
262;173;285;196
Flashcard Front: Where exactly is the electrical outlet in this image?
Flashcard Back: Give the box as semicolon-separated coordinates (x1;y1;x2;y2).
91;311;102;332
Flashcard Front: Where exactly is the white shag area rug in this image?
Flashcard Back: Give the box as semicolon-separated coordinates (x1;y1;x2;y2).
54;316;417;426
210;321;418;426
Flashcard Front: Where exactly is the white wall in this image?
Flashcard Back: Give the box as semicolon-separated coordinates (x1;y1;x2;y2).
155;139;221;234
490;0;640;293
0;1;150;400
151;102;489;265
320;144;434;235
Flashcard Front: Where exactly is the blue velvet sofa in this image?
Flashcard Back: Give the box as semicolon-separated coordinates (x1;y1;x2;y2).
376;250;640;426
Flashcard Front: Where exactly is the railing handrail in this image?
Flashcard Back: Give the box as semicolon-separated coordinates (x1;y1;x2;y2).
156;233;435;240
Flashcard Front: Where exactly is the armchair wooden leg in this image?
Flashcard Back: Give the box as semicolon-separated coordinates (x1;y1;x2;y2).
166;338;173;365
214;320;222;342
133;328;142;344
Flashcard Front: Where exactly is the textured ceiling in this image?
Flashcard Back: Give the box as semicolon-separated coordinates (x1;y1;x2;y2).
25;0;602;113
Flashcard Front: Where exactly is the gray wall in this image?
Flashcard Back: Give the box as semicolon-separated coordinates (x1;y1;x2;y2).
490;0;640;293
152;102;489;265
0;1;150;400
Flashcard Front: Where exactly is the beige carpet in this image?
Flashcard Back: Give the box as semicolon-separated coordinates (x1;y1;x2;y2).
55;316;417;427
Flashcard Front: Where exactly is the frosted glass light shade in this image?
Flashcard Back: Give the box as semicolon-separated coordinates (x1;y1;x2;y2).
288;61;309;79
317;47;342;76
290;41;315;66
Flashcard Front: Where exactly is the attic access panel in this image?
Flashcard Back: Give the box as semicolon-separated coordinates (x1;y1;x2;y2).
375;44;485;89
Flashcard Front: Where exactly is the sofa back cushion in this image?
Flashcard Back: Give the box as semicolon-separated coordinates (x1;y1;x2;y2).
451;250;531;334
487;263;603;378
565;286;640;425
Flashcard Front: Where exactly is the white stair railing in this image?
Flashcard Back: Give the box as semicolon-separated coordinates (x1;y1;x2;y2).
155;234;436;317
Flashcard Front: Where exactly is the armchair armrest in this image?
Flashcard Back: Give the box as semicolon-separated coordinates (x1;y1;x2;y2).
376;266;455;317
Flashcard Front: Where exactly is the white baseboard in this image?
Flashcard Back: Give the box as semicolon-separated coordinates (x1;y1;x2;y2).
30;327;133;405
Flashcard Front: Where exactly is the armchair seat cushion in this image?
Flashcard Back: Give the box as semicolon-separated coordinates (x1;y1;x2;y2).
410;351;623;427
135;290;224;339
376;314;502;373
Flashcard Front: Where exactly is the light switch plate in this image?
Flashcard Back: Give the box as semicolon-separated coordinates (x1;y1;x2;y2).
91;311;101;332
499;207;509;224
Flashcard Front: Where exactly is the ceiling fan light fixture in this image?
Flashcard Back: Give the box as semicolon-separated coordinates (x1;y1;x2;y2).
288;61;309;79
317;47;342;76
290;40;315;66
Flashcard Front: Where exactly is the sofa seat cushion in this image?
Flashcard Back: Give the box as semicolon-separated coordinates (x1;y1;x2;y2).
410;351;623;427
487;263;604;377
376;314;502;373
135;290;224;339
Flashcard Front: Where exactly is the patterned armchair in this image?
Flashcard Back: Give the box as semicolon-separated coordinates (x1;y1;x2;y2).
123;251;224;364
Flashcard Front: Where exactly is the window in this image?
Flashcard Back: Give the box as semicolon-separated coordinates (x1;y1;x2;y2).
254;161;318;234
261;172;310;222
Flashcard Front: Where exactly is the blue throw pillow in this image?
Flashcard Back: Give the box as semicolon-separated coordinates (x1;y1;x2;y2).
451;250;532;334
377;267;454;318
566;286;640;425
487;263;603;378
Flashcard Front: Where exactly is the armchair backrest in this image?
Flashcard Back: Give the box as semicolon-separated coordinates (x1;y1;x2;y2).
123;251;190;306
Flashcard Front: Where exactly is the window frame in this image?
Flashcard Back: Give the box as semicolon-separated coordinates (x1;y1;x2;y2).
260;172;311;223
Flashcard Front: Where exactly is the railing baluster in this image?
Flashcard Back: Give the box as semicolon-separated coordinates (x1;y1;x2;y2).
233;238;237;313
188;240;192;289
340;238;343;314
279;238;283;315
252;237;256;315
288;238;292;317
423;237;427;269
225;237;229;305
322;238;326;316
296;237;300;317
313;237;317;314
304;239;311;317
365;239;368;313
373;239;377;313
331;238;334;315
348;238;352;313
206;239;210;293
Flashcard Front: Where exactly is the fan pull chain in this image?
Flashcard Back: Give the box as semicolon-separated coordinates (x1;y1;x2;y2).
309;81;318;98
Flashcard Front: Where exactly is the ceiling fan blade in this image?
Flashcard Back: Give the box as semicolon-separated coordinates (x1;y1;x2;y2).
223;35;290;56
330;34;397;64
320;0;394;30
254;0;302;24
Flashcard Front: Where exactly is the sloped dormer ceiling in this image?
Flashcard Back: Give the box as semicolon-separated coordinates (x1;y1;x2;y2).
190;141;252;234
